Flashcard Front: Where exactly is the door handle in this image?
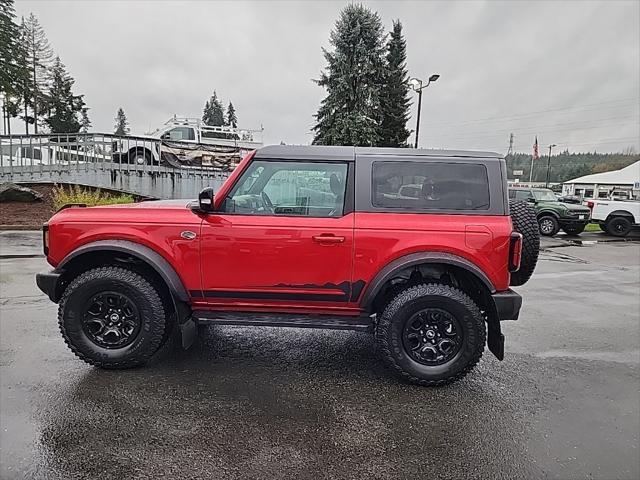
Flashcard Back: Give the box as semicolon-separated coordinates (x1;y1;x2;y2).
312;234;345;244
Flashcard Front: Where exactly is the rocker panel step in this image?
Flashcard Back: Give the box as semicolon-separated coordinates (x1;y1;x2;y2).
192;310;374;332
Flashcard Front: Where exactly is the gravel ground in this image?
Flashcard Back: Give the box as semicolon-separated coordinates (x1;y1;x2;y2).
0;233;638;479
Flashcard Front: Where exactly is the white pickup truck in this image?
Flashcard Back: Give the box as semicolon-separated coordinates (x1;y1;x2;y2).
587;199;640;237
112;116;263;169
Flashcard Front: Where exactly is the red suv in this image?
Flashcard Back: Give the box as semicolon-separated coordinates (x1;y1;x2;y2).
36;146;539;385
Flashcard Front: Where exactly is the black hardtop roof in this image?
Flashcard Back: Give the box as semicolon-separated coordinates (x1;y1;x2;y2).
254;144;503;162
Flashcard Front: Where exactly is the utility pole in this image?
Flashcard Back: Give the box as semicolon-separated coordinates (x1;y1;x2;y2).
545;144;557;189
506;133;514;157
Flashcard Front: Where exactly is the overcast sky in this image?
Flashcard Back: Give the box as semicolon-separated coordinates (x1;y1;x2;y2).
12;0;640;154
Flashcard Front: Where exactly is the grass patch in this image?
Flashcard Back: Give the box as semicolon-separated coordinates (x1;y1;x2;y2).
52;185;134;211
585;222;602;232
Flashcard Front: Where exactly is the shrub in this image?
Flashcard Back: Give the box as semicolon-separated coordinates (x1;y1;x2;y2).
52;185;134;211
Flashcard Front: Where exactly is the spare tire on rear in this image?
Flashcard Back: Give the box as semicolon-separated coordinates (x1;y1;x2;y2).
509;200;540;286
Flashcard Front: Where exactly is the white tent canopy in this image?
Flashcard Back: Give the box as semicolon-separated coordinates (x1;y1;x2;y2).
564;160;640;185
562;160;640;199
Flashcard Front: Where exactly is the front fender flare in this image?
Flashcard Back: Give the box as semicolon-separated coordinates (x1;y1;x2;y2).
57;239;189;302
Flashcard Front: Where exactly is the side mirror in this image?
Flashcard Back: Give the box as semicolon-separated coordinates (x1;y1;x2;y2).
197;187;215;212
526;197;537;204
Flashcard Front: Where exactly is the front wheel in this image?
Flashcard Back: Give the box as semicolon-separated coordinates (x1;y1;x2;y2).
562;224;586;235
538;215;560;236
375;284;486;386
128;149;151;165
58;266;167;369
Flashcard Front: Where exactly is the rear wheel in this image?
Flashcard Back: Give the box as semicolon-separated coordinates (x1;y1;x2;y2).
58;266;167;369
509;200;540;286
538;215;560;236
606;216;632;237
375;284;486;386
562;224;586;235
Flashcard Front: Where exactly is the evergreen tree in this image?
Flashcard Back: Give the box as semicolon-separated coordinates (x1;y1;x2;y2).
226;101;237;128
44;56;84;133
202;91;225;126
80;107;91;133
380;20;411;147
0;0;27;132
201;99;211;125
0;1;27;97
22;13;54;134
312;4;387;146
114;107;129;135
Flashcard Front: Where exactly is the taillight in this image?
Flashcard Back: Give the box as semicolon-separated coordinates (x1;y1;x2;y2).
43;223;49;255
587;201;594;211
508;232;523;272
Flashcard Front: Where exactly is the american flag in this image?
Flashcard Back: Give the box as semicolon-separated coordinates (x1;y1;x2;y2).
533;136;540;160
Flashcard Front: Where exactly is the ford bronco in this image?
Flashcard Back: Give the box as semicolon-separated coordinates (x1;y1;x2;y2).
36;146;539;386
509;186;591;236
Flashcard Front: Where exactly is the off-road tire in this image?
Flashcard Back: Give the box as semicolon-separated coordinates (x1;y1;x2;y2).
375;284;486;386
562;224;586;236
128;149;151;165
605;216;632;237
509;200;540;286
538;214;560;236
58;266;166;369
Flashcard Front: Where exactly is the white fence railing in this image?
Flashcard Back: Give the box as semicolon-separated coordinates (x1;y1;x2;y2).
0;133;231;199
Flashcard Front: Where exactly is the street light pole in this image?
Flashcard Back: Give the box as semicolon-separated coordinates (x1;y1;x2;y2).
410;74;440;149
545;144;557;189
0;93;6;135
414;85;423;149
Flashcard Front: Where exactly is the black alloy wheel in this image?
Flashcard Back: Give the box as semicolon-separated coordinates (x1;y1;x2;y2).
82;291;141;349
402;308;463;366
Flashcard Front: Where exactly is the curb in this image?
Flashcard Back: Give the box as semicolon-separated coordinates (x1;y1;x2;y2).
0;254;45;259
0;225;42;231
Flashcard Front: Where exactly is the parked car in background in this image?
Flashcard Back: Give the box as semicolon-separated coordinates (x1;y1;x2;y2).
587;199;640;237
112;116;263;170
509;187;591;235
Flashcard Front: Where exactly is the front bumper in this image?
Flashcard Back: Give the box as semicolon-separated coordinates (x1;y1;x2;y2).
36;269;62;302
559;218;590;227
492;289;522;321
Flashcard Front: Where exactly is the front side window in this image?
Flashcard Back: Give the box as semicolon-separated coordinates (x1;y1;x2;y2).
162;127;195;141
514;190;533;201
532;189;558;201
372;161;490;210
223;160;348;217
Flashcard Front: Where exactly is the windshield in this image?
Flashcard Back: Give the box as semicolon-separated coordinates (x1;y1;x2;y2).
532;190;558;201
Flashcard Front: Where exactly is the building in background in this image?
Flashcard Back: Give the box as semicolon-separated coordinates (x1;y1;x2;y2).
562;160;640;199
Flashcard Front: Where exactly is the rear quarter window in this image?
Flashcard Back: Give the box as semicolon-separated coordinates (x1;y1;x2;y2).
372;161;490;211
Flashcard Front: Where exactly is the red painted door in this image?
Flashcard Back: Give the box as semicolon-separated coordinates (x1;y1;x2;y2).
198;159;357;313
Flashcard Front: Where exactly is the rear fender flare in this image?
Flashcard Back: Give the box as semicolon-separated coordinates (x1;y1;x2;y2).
360;252;496;311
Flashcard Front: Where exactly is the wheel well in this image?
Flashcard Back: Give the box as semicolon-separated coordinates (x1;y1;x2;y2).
537;211;558;220
128;147;152;158
370;262;495;319
57;250;175;320
606;210;634;221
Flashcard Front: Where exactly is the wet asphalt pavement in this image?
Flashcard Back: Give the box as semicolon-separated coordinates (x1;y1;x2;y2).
0;232;638;479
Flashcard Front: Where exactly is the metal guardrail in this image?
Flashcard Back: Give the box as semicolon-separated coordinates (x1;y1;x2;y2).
0;133;230;199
